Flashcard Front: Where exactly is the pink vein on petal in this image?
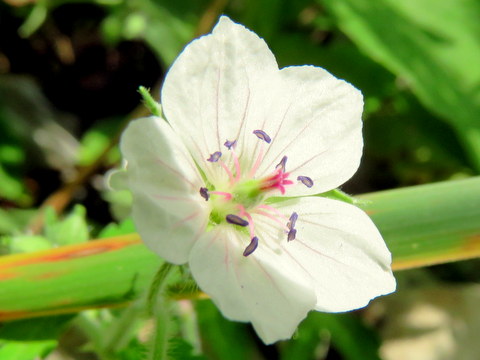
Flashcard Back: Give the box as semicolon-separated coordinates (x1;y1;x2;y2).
154;157;198;190
215;68;221;150
288;149;328;174
295;238;350;269
170;211;202;231
152;194;197;202
252;256;290;303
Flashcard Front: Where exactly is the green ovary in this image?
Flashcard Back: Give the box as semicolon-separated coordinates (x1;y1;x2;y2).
207;178;266;230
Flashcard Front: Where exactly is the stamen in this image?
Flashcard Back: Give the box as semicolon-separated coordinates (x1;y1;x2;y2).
297;176;314;188
275;156;288;171
249;143;264;178
219;160;235;184
207;151;222;162
209;191;233;201
257;204;288;221
231;148;241;182
253;130;271;144
287;229;297;241
287;212;298;229
224;139;237;149
238;205;255;239
199;187;209;201
226;214;249;227
243;236;258;257
255;210;289;231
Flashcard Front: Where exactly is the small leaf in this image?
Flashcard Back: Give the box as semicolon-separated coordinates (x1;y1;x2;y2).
0;340;56;360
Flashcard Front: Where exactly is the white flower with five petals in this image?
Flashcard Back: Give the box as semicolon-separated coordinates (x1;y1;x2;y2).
118;16;396;344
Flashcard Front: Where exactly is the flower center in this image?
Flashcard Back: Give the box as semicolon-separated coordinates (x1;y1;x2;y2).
200;130;313;256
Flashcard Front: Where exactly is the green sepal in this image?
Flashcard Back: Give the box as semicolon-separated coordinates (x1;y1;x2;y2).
138;86;163;118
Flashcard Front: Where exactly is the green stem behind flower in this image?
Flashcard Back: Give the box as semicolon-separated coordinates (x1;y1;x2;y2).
147;263;176;360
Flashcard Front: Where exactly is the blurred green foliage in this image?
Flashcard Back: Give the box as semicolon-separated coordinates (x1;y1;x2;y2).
0;0;479;359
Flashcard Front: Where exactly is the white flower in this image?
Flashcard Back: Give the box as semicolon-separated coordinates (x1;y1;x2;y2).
119;16;396;344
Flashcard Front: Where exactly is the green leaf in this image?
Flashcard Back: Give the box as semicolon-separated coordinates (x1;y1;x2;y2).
101;1;203;66
0;235;160;321
0;208;36;236
44;205;89;246
4;235;51;254
0;177;479;319
77;118;122;167
322;0;480;170
0;340;56;360
195;299;257;360
99;218;136;238
282;312;380;360
0;315;74;341
358;177;480;270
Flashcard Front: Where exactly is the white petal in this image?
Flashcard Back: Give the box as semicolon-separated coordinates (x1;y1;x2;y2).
189;226;316;344
106;165;128;191
270;196;396;312
120;117;208;264
255;66;364;195
161;16;279;184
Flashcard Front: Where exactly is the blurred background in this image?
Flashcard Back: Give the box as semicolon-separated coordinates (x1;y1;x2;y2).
0;0;479;359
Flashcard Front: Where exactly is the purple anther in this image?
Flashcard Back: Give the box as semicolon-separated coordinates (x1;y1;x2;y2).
199;187;209;201
275;156;288;171
207;151;222;162
287;212;298;230
297;176;314;188
253;130;271;144
243;236;259;257
226;214;249;227
287;228;297;242
224;139;237;150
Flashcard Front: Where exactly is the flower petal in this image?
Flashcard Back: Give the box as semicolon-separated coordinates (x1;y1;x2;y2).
161;16;279;183
255;66;364;195
266;196;395;312
120;117;207;264
189;226;316;344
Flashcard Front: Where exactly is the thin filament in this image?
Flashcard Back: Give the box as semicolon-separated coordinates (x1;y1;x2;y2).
231;149;242;182
238;205;255;238
257;204;288;221
219;160;234;184
249;143;264;178
255;210;289;231
210;191;233;201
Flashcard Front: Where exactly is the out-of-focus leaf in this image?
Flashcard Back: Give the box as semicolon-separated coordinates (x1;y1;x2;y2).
195;299;258;360
283;312;380;360
0;340;56;360
0;208;36;235
44;205;89;246
167;338;206;360
99;218;136;238
77;117;122;167
102;1;206;66
0;75;78;177
0;315;74;341
322;0;480;170
4;235;51;254
318;313;380;360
